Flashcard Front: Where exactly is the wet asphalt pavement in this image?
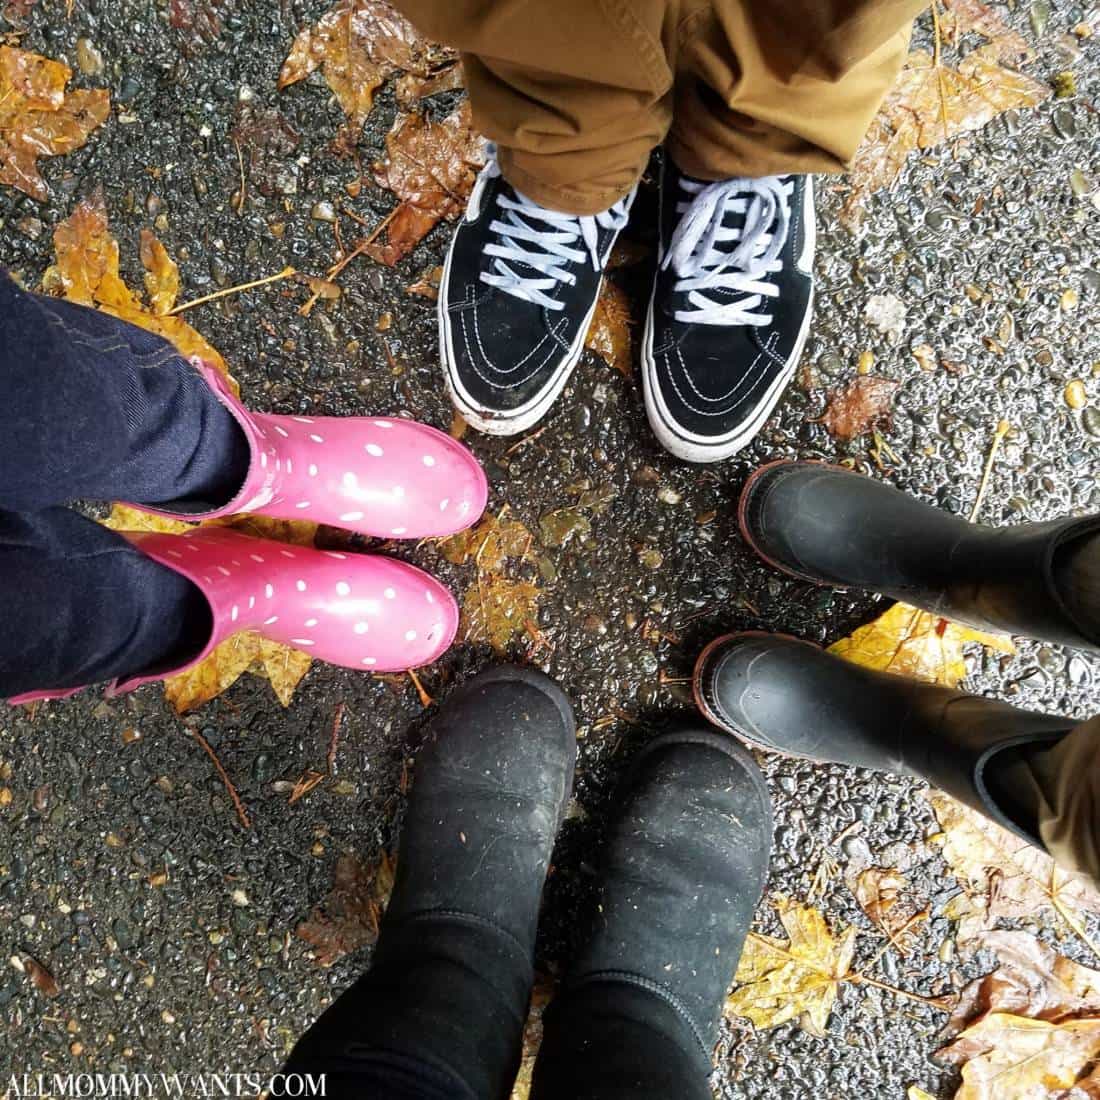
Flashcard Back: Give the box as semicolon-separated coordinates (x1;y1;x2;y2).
1;1;1099;1096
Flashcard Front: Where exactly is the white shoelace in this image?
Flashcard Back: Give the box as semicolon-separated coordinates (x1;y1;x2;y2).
469;146;634;311
663;175;793;327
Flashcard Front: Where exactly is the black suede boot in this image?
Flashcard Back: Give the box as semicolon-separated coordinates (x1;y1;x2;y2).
530;730;772;1100
738;460;1100;652
283;666;576;1100
694;633;1074;847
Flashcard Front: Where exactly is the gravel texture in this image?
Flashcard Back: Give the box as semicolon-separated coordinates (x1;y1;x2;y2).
1;1;1099;1096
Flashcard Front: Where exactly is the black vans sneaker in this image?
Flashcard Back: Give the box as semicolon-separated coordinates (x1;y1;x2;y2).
438;145;635;436
642;160;814;463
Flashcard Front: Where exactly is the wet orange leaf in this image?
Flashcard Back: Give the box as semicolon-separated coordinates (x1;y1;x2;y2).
814;376;899;441
0;46;110;201
278;0;452;135
367;101;486;265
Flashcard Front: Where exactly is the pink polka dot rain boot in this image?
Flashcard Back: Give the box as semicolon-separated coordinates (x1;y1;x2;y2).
109;525;460;693
135;360;489;539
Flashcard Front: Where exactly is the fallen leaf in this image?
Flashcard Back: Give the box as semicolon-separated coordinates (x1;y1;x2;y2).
928;790;1100;951
103;509;318;713
850;867;928;954
42;193;234;390
296;851;396;967
229;104;300;199
0;46;110;201
814;376;900;441
140;230;180;316
367;101;487;265
939;1013;1100;1099
437;512;542;653
828;601;1014;688
539;507;592;549
407;264;443;299
23;956;60;998
947;930;1100;1034
843;45;1049;227
941;0;1030;63
908;1088;936;1100
462;577;542;652
726;898;857;1036
585;279;633;376
279;0;452;137
438;512;534;572
395;61;464;108
510;972;556;1100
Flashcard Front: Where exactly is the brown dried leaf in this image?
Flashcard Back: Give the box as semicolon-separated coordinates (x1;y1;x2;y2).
828;601;1014;688
23;956;60;998
43;193;234;390
947;931;1100;1035
0;46;110;201
296;851;396;967
367;101;487;265
229;104;300;198
814;376;899;441
939;1013;1100;1100
395;61;464;108
585;279;633;377
843;46;1049;227
850;867;927;954
279;0;451;134
928;790;1100;951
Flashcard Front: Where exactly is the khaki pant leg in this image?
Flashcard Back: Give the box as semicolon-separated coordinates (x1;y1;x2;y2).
1012;714;1100;885
668;0;925;180
392;0;679;215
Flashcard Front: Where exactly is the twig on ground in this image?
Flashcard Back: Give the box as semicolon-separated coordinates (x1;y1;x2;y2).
190;729;251;828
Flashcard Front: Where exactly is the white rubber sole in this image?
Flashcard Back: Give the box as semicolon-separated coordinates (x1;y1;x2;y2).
641;285;814;464
437;230;605;439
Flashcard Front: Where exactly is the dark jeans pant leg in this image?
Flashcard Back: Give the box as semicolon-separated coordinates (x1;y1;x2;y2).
530;983;714;1100
0;509;211;697
0;270;248;514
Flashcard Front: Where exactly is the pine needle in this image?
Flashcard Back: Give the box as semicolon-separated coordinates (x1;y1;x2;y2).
168;266;297;315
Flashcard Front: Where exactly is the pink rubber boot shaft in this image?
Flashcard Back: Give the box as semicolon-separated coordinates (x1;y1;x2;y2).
134;361;488;539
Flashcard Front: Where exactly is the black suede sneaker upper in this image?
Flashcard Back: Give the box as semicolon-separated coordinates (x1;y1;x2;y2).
643;160;814;463
438;146;635;437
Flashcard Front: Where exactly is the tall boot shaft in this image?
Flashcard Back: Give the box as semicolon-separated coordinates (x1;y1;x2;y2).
695;633;1073;847
739;461;1100;652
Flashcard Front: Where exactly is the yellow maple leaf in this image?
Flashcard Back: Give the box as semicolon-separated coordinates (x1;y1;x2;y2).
0;46;110;201
103;505;319;713
940;1012;1100;1100
42;192;236;392
843;44;1049;227
927;790;1100;954
726;898;857;1036
828;601;1014;688
437;513;543;653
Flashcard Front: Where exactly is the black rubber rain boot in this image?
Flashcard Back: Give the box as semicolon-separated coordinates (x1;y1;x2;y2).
694;633;1075;848
283;666;576;1100
529;730;772;1100
738;460;1100;652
